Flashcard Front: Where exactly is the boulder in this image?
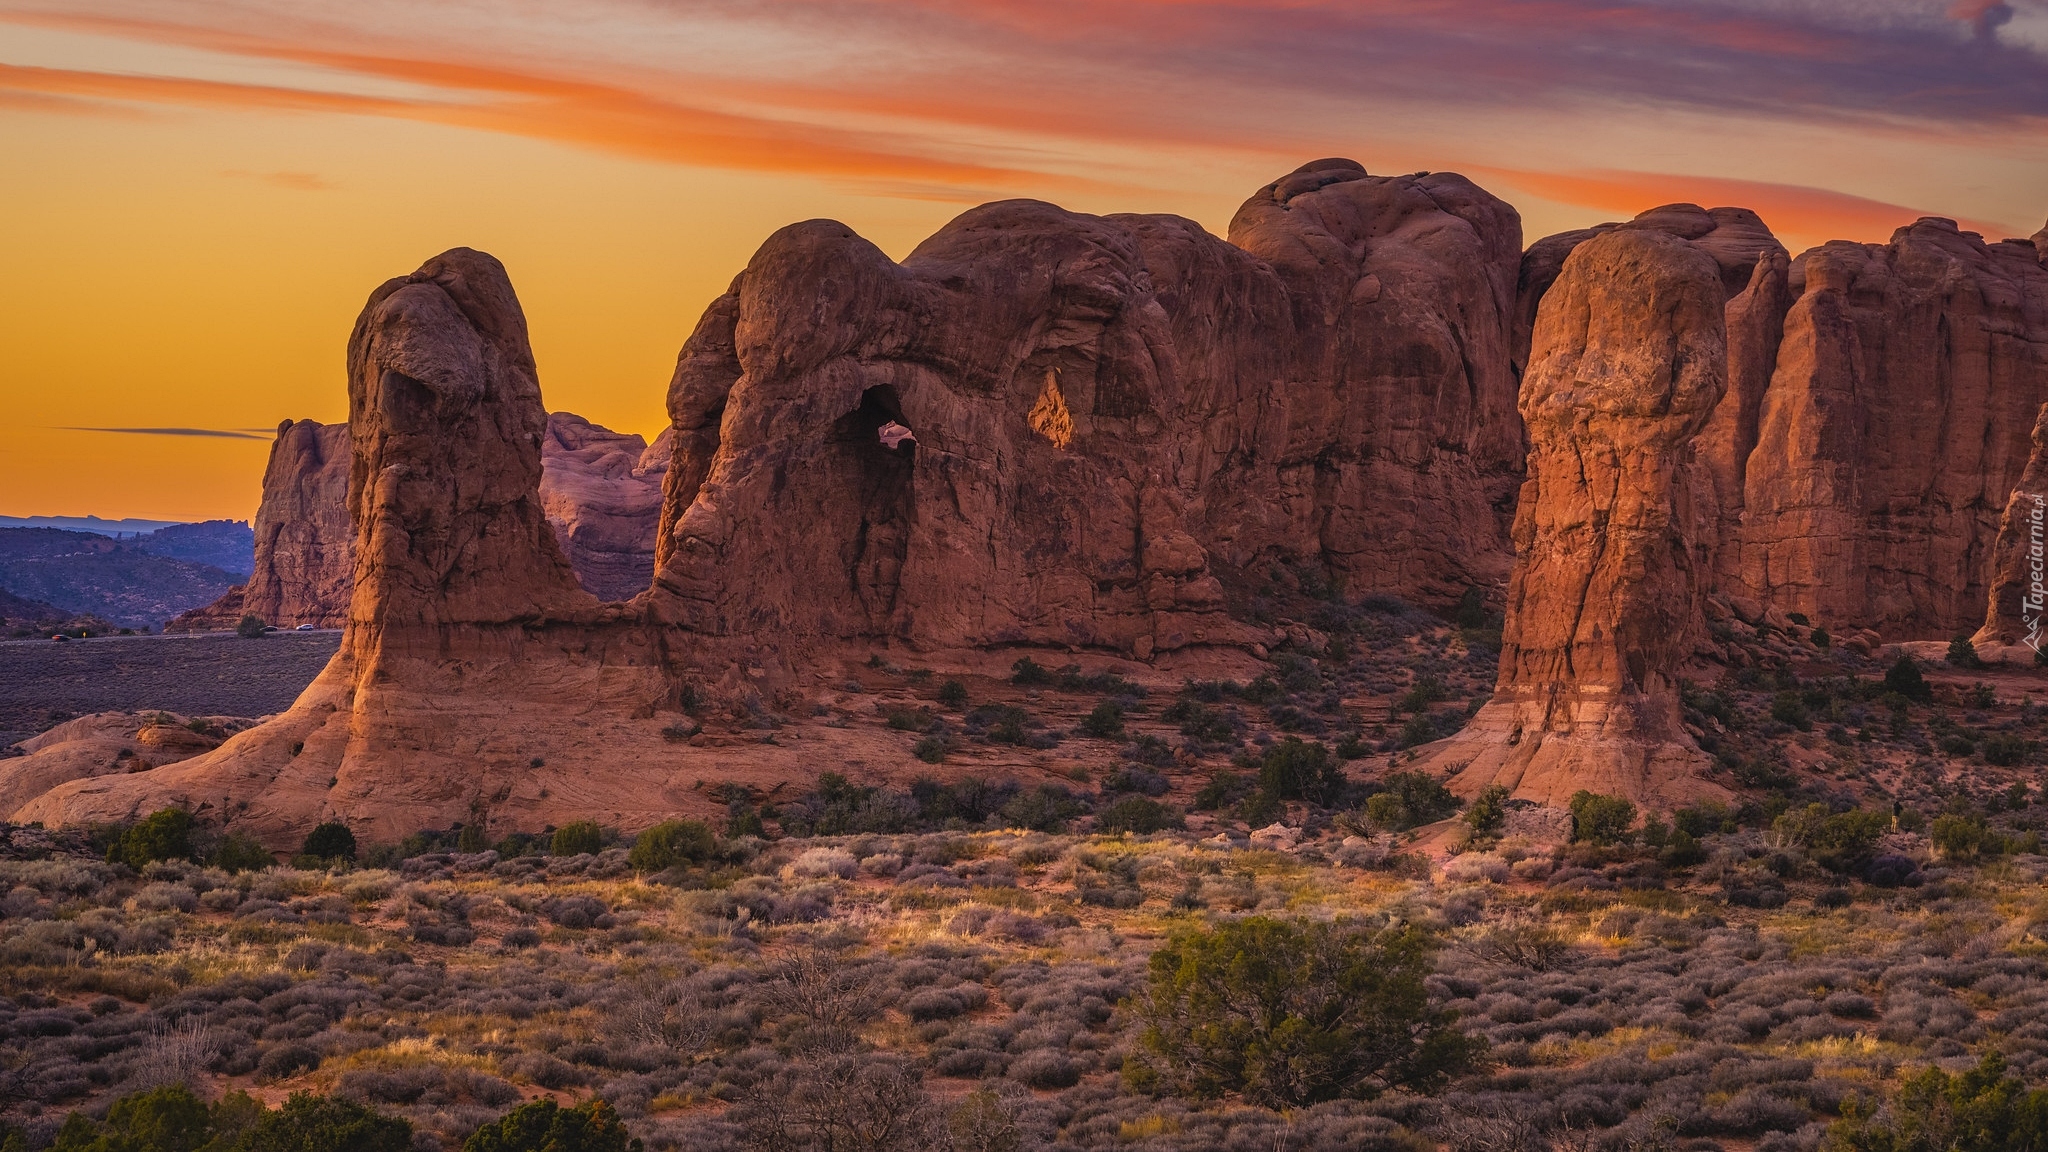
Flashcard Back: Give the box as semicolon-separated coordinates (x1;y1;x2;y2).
1423;229;1733;808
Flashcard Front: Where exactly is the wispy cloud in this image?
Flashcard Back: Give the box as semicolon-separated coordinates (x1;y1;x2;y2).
60;426;271;440
0;1;2040;233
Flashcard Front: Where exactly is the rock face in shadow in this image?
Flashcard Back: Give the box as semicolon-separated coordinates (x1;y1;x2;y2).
1425;229;1733;807
653;159;1524;659
1730;220;2048;637
168;420;352;632
1975;401;2048;648
539;413;669;602
14;250;671;844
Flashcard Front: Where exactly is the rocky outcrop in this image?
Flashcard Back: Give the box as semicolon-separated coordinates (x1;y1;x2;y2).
170;412;668;630
653;159;1524;658
168;420;352;632
1426;229;1733;807
1975;401;2048;648
539;413;669;601
14;251;673;844
1730;219;2048;637
0;713;234;817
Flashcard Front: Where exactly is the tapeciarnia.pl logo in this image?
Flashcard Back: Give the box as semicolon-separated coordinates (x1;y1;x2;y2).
2028;493;2046;655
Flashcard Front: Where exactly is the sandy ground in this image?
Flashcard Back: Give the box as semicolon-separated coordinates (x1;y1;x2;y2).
0;630;339;749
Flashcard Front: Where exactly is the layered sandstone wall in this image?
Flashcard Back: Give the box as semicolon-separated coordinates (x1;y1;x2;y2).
1730;221;2048;637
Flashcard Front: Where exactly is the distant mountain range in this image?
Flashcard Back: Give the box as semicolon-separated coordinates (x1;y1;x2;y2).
0;525;250;629
0;514;184;535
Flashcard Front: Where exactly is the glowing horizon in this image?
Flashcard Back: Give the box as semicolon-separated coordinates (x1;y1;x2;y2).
2;1;2043;522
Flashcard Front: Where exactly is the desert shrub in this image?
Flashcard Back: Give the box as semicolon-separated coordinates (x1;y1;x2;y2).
779;772;920;836
541;896;609;929
236;614;269;639
1097;796;1180;835
550;822;605;857
1947;634;1984;669
1568;791;1636;845
999;784;1086;833
108;808;196;870
1865;853;1923;887
1932;813;2003;860
301;822;357;863
1258;738;1346;805
1079;702;1125;739
1100;766;1169;797
1984;733;2034;767
733;1055;946;1152
1826;1053;2048;1152
463;1099;638;1152
1770;691;1812;729
213;833;276;873
1463;784;1510;837
1130;916;1482;1107
235;1092;412;1152
51;1086;406;1152
1884;656;1933;702
54;1084;213;1152
937;679;968;708
1773;805;1889;873
1360;771;1458;833
628;819;714;872
913;736;947;764
1010;657;1052;686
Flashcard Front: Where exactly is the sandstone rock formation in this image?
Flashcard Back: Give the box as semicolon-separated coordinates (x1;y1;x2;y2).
171;412;669;631
168;419;352;632
1730;219;2048;637
0;713;233;817
1426;229;1733;807
1975;400;2048;648
13;250;674;843
653;159;1524;658
540;413;669;601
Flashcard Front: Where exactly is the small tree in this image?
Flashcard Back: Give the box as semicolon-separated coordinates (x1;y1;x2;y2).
1097;796;1179;834
108;808;195;870
462;1100;638;1152
300;821;357;862
211;833;275;873
1568;791;1636;845
236;1092;411;1152
1131;917;1481;1107
1884;655;1933;702
235;614;269;639
1947;634;1984;669
1258;737;1346;806
1463;784;1510;838
628;819;715;872
1360;770;1459;832
1079;701;1125;739
550;821;605;857
53;1085;212;1152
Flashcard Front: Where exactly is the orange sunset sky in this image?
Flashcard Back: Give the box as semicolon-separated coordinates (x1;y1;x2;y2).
3;0;2045;522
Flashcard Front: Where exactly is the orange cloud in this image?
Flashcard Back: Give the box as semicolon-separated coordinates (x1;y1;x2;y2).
0;49;1114;203
1482;166;2029;248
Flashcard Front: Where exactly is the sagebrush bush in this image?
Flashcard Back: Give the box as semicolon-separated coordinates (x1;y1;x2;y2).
1130;917;1482;1106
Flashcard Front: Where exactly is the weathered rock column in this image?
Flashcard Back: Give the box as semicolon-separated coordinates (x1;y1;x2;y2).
1425;229;1732;808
